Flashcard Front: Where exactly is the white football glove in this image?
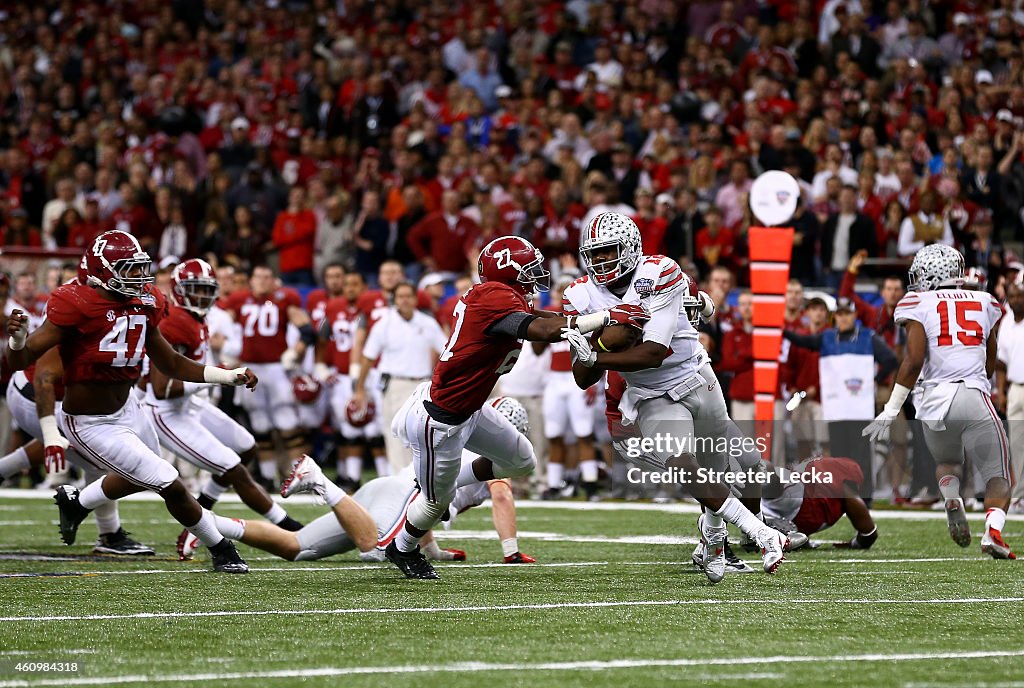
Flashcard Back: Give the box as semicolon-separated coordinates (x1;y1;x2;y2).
280;348;301;371
862;407;898;442
313;362;333;383
562;327;596;367
697;291;715;319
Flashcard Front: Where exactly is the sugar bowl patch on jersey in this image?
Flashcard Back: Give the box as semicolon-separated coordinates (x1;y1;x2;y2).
633;278;655;298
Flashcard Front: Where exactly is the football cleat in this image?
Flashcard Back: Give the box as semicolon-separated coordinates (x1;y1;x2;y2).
177;528;200;561
723;541;755;574
54;485;88;545
280;455;326;499
93;528;154;555
754;528;788;574
385;541;440;580
443;548;466;561
944;498;972;547
209;538;249;573
981;528;1016;560
503;551;536;564
696;514;727;584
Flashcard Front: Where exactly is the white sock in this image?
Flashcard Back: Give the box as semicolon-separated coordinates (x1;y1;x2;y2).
79;478;113;510
714;497;766;537
212;513;246;539
187;508;224;547
345;456;362;482
93;503;121;534
259;460;277;481
938;475;961;501
263;502;288;524
321;480;346;507
547;463;564;489
374;456;391;477
580;459;599;483
395;526;420;552
0;446;30;479
200;479;227;503
703;510;725;529
456;460;483;487
986;507;1007;534
501;537;519;557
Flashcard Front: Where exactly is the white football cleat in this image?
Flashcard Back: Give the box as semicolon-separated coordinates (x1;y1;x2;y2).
696;514;727;584
754;528;788;574
176;528;200;561
280;455;326;499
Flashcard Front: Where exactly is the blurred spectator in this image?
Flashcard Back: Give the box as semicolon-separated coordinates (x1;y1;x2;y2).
352;190;390;286
664;189;702;265
41;177;77;247
897;190;954;256
822;185;879;288
2;209;41;247
67;198;104;251
407;190;480;276
272;186;318;286
719;291;755;422
459;48;504;112
631;188;668;256
694;206;735;277
315;192;356;277
715;160;753;228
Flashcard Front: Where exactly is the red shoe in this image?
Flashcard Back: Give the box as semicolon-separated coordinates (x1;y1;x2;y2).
981;528;1017;560
503;551;536;564
443;548;466;561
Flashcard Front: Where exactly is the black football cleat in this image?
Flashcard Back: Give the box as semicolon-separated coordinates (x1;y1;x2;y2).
93;528;155;555
54;485;89;545
209;538;249;573
385;541;440;580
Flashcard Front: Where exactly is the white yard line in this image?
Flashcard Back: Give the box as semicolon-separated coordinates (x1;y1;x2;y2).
1;596;1022;624
0;650;1021;687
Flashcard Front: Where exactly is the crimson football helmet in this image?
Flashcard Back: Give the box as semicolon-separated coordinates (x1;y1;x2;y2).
346;399;376;428
171;258;220;316
477;236;551;294
679;271;703;327
292;374;322;404
85;230;154;298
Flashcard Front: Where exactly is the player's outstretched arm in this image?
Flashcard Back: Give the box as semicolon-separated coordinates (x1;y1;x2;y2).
863;320;925;441
524;304;650;343
5;313;62;371
146;326;258;390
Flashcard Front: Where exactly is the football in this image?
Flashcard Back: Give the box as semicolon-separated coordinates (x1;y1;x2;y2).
591;323;641;352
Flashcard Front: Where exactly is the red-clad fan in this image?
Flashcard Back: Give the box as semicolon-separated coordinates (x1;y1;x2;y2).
145;258;304;557
2;271;48;333
383;235;648;579
224;265;316;485
317;271;390;487
4;231;257;573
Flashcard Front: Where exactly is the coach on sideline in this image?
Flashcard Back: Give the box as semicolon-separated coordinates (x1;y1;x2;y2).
995;279;1024;509
352;282;447;472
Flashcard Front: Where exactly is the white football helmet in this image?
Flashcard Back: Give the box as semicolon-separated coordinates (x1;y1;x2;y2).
579;212;642;285
488;396;529;435
907;244;965;292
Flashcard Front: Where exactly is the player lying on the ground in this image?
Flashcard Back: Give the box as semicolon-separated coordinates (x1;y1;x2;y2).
566;213;790;584
386;235;648;579
866;244;1014;560
180;397;537;566
144;259;304;551
2;342;153;554
5;231;257;573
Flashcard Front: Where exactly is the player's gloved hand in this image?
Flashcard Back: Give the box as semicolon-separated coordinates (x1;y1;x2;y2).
6;308;28;350
562;328;596;367
862;407;898;442
608;303;651;330
39;416;68;473
697;291;716;319
313;362;334;384
280;348;301;371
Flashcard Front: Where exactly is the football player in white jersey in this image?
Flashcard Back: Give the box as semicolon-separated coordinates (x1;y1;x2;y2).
561;212;789;583
179;398;536;565
866;244;1014;559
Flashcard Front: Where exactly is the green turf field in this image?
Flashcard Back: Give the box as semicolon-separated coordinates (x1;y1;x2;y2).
0;491;1021;688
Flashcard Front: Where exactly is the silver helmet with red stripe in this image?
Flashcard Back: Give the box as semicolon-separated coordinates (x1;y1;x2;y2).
488;396;529;434
579;212;642;285
908;244;965;292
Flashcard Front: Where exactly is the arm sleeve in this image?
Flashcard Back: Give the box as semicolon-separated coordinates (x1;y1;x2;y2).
485;311;536;338
782;331;823;350
872;333;899;381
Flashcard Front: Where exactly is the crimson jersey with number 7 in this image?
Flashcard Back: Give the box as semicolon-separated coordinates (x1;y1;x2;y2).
45;281;168;385
894;289;1003;389
430;281;532;417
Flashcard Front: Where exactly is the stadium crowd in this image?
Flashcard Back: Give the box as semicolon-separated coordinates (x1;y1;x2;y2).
2;0;1024;507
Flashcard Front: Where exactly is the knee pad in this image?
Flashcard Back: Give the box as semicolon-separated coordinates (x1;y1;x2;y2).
500;435;537;478
152;461;180;491
405;497;449;532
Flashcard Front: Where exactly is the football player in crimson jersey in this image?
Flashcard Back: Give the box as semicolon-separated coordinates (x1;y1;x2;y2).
5;231;258;573
224;265;317;486
316;271;391;488
867;244;1014;559
563;212;791;583
384;235;649;579
146;259;305;556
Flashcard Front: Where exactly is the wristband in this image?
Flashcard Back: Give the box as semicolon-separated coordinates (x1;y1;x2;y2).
597;337;611;352
204;365;243;385
884;383;911;415
8;334;26;351
574;311;610;334
39;415;67;448
349;362;362;381
314;362;332;383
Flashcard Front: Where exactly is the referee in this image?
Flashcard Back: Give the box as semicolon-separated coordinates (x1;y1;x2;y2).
996;279;1024;507
353;282;447;473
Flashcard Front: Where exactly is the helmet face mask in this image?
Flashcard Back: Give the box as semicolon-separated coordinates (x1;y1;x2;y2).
519;251;551;293
172;259;219;316
86;231;155;298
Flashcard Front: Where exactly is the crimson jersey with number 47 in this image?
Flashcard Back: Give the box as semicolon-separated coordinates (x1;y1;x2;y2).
430;281;532;416
322;296;360;374
894;289;1003;391
45;282;167;385
226;288;301;363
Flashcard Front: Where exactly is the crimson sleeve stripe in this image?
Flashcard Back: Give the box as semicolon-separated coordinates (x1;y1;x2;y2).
659;266;678;277
655;273;684;291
